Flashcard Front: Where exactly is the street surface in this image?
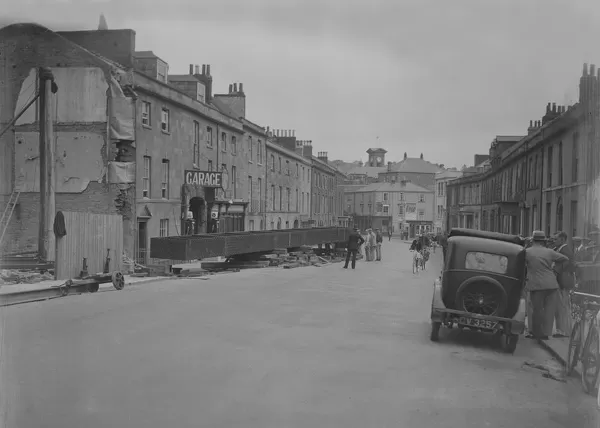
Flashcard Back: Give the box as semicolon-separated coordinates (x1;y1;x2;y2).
0;241;596;428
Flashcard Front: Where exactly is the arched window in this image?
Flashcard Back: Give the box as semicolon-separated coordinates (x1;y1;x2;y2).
277;217;282;229
556;197;563;232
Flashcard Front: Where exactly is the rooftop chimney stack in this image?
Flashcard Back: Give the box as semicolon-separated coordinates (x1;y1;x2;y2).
404;152;408;160
195;65;200;74
592;64;596;76
233;83;238;93
189;64;194;75
552;102;557;113
387;161;392;172
228;84;233;93
202;64;206;75
206;65;211;76
239;83;243;93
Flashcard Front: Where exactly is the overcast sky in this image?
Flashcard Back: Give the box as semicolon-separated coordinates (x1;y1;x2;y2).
4;0;600;168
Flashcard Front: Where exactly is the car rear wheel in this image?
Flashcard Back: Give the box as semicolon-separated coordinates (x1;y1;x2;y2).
455;276;508;317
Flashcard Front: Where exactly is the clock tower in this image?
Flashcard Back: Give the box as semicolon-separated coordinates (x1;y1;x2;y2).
366;148;387;167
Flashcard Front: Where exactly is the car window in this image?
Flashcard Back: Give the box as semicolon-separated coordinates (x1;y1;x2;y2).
465;251;508;274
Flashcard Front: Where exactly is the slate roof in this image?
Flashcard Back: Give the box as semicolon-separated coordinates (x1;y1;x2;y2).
389;157;442;174
435;169;463;180
210;97;239;119
346;181;433;194
168;74;202;82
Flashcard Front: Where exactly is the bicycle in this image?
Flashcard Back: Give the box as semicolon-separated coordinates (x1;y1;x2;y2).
411;249;422;274
566;291;600;395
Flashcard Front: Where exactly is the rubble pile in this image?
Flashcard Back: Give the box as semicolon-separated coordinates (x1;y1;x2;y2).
0;269;54;285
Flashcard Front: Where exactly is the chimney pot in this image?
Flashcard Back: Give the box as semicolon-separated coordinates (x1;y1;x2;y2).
591;64;596;76
229;84;233;93
584;63;589;76
234;83;238;92
239;83;243;93
552;102;557;113
189;64;194;75
529;120;533;127
202;64;206;75
195;65;200;74
206;65;211;76
546;102;551;113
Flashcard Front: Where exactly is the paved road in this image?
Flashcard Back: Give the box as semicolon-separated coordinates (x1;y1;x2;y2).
0;241;596;427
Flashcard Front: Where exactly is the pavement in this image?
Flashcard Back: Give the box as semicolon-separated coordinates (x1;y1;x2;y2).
0;241;596;428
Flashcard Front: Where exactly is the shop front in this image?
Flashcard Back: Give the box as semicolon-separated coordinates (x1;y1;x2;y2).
182;169;248;234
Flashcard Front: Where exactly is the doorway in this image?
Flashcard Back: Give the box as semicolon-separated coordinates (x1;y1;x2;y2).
189;197;206;234
136;220;148;266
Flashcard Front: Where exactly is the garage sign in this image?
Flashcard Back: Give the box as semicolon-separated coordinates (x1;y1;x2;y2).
184;170;223;188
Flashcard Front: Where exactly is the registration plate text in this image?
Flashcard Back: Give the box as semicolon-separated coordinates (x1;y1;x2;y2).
458;317;498;330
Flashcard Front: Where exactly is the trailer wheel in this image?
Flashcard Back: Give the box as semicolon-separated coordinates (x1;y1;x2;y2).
112;271;125;290
88;282;100;293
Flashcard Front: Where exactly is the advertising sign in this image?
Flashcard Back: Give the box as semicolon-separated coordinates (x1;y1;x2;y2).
184;170;223;188
405;203;417;221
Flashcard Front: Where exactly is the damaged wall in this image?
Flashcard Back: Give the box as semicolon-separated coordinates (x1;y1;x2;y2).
14;131;106;192
0;24;136;258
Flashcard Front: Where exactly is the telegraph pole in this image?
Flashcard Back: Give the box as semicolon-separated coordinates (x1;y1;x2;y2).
38;68;57;262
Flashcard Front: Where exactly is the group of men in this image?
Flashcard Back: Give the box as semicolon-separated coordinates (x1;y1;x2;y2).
524;230;576;340
343;227;384;269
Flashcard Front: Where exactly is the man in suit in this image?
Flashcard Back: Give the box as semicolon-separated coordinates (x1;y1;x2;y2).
525;230;568;340
552;231;575;337
344;227;365;270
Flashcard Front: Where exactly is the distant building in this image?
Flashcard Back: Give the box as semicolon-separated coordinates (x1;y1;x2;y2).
378;152;442;189
345;180;435;238
434;169;463;234
264;132;311;230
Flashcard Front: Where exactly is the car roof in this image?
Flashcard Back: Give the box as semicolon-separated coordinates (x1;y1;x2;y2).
449;228;525;246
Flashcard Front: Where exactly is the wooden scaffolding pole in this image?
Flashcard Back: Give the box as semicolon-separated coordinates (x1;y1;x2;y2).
38;68;57;262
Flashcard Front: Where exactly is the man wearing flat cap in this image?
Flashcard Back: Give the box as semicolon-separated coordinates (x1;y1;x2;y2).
525;230;569;340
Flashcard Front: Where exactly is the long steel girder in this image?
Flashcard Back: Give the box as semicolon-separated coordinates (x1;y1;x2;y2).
150;227;350;261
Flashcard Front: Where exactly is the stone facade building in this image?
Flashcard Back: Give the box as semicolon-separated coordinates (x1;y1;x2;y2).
264;134;312;230
447;64;600;243
0;23;349;266
346;181;435;237
434;169;463;234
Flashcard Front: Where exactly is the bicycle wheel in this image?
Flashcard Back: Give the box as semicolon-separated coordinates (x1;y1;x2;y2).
581;325;600;395
566;320;583;376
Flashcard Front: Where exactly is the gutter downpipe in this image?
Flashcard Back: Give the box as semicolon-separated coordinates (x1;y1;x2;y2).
539;130;544;231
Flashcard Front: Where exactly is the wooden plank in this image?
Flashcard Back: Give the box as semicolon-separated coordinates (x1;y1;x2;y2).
55;211;123;280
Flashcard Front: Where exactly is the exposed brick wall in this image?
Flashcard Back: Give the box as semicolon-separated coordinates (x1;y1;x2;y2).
2;183;115;253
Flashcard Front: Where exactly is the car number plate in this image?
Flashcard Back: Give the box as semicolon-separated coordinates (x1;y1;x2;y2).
458;317;498;330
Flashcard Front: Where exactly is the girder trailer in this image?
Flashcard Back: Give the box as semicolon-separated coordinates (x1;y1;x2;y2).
150;227;351;261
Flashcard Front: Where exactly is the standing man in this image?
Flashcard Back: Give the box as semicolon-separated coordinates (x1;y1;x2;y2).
343;227;365;269
388;228;392;242
367;229;377;261
375;228;383;261
573;236;584;261
525;231;569;340
363;228;372;261
552;231;575;338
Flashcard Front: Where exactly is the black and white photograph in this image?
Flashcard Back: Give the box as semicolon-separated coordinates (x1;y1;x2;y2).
1;0;600;427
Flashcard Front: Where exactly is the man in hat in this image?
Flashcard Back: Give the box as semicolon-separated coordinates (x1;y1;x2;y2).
525;230;569;340
344;227;365;269
375;228;383;261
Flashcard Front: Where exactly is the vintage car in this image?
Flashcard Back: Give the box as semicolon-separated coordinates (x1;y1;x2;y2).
430;228;527;353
